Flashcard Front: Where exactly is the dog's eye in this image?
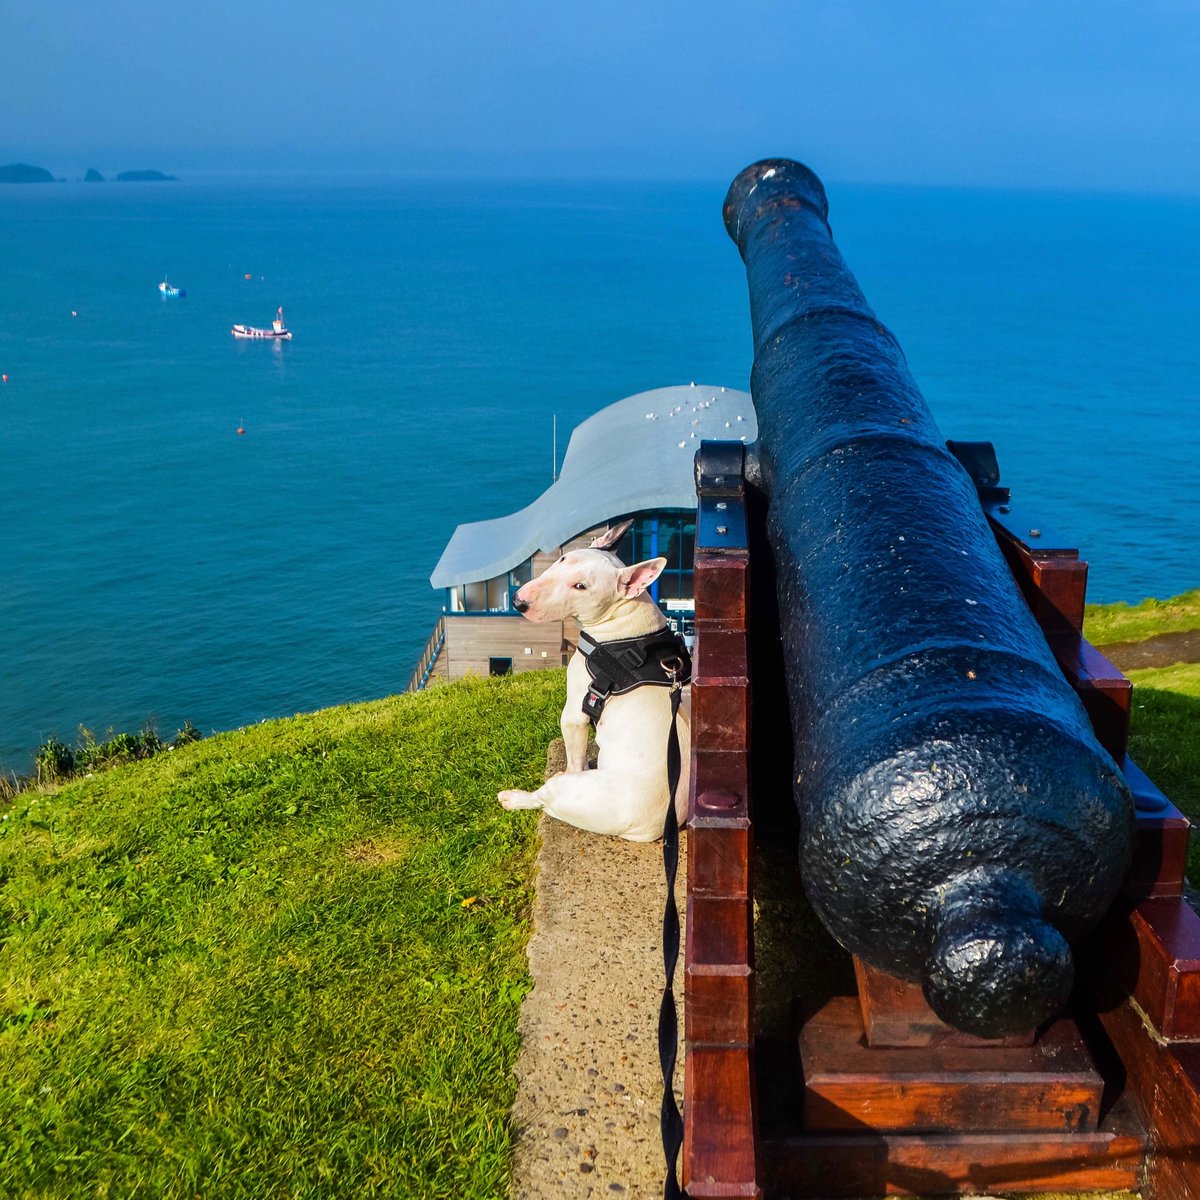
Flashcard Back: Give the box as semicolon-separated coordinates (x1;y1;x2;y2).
572;582;587;591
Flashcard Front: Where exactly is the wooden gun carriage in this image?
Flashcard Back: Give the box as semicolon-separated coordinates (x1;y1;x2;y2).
681;160;1200;1199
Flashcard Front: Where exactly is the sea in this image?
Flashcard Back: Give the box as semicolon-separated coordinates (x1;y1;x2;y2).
2;175;1198;771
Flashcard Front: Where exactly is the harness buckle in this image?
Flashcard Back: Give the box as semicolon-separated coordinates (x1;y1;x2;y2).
660;654;685;692
583;683;610;723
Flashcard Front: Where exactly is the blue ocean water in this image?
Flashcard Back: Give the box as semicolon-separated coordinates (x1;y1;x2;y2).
1;176;1197;769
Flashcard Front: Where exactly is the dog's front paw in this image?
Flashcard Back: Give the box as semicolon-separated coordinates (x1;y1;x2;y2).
498;789;540;811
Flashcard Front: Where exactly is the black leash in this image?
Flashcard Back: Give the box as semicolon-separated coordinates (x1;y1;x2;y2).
658;656;686;1200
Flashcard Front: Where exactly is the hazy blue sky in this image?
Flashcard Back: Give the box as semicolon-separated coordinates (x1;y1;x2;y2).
4;0;1198;191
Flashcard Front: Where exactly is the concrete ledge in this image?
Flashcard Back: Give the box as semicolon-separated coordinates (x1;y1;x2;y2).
510;740;686;1198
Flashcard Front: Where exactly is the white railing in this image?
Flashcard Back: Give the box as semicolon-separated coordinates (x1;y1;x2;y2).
407;617;446;692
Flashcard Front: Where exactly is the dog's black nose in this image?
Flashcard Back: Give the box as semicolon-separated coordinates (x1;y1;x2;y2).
513;596;529;613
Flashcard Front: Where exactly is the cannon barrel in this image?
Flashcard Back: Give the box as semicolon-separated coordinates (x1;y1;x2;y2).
723;158;1134;1037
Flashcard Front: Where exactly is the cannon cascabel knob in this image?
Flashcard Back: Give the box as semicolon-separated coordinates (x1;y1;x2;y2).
922;867;1074;1038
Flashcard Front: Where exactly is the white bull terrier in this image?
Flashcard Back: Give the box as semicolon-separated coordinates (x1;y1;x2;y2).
497;520;691;842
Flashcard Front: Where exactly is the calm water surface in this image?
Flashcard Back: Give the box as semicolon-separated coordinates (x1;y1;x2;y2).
1;176;1197;768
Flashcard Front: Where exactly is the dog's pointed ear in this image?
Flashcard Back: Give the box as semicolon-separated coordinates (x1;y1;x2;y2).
617;556;667;598
589;519;633;550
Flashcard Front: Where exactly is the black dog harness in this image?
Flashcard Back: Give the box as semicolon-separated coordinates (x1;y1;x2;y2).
576;626;692;723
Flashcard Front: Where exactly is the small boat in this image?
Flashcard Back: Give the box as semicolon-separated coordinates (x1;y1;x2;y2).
158;279;186;297
232;306;292;340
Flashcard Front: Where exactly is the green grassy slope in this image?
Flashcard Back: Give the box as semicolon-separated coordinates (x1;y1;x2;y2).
3;587;1199;1200
1;673;561;1200
1128;662;1200;882
1084;588;1200;646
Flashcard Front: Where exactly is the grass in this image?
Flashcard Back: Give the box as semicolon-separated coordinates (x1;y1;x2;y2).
1128;660;1200;699
1127;662;1200;883
1082;596;1200;878
1083;588;1200;646
0;672;562;1200
3;594;1199;1200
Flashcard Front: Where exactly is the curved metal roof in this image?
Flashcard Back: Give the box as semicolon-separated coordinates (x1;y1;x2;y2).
430;383;756;588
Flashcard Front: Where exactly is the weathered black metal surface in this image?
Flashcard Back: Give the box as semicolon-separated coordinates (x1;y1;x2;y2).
723;158;1134;1037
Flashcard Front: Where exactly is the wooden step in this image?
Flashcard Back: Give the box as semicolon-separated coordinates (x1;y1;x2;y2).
1102;894;1200;1041
1046;628;1132;762
1096;998;1200;1200
798;997;1104;1134
1123;755;1191;901
684;1045;762;1199
762;1096;1144;1197
984;501;1089;633
854;959;1035;1048
684;508;761;1200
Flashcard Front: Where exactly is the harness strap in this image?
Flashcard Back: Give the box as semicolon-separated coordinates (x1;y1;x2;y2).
577;627;692;723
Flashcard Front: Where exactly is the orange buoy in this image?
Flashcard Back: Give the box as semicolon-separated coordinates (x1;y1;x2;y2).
244;273;252;280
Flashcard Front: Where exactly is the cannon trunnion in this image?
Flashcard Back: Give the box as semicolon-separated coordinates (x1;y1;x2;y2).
722;159;1134;1038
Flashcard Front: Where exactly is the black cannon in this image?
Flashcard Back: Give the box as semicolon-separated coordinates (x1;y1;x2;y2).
723;159;1134;1037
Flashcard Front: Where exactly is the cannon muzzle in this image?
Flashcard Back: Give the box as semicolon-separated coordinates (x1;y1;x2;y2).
724;158;1133;1037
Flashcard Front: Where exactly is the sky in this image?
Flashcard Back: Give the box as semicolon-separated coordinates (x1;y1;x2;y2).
3;0;1199;192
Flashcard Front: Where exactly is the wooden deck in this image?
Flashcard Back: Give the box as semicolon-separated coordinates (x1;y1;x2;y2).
438;615;568;680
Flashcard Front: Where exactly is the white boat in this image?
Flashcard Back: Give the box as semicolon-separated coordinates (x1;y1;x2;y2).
159;279;185;297
232;306;292;340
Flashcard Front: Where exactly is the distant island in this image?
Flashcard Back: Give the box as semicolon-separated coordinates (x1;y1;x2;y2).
0;162;56;183
0;163;179;184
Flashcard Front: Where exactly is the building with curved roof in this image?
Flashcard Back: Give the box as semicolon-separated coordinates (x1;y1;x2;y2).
412;383;756;689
